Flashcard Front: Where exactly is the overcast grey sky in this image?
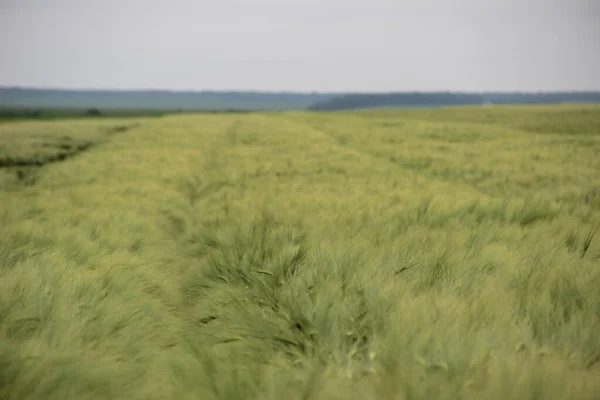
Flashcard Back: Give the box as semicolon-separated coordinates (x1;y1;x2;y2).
1;0;599;92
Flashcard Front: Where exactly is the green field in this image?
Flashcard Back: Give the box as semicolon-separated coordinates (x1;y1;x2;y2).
1;105;599;399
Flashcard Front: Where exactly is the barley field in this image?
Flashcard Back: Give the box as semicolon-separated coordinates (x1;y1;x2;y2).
1;105;599;400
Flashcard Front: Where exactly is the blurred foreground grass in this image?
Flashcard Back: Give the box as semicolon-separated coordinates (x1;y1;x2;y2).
1;105;599;399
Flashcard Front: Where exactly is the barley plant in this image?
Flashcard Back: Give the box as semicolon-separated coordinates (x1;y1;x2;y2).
1;105;600;399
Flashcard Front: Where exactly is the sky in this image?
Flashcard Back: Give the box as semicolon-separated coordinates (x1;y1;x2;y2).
0;0;599;92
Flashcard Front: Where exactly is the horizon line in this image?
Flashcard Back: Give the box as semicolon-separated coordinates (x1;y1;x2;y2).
2;85;600;95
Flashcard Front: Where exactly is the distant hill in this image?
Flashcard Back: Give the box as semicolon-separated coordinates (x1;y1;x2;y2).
0;87;340;111
3;88;600;113
308;92;600;111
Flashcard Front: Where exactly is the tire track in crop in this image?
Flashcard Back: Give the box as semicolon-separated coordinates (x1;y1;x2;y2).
0;124;139;169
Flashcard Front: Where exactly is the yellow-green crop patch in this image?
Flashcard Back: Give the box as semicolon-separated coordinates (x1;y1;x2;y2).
0;120;140;163
0;120;139;189
1;106;599;400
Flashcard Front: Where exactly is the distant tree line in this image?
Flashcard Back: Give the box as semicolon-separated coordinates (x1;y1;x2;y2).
0;87;337;111
3;89;600;117
0;107;165;121
308;92;600;111
0;107;261;122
